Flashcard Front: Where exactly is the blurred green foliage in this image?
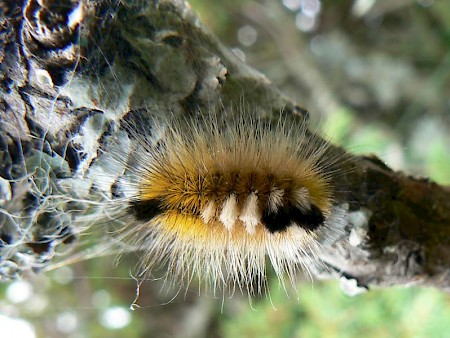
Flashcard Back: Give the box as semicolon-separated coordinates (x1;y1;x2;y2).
1;0;449;337
220;278;450;338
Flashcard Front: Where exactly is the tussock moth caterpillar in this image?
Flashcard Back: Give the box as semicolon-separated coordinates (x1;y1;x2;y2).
102;109;345;295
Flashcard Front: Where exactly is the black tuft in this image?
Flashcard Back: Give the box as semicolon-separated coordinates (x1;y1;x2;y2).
130;199;164;222
290;204;325;231
262;206;291;233
262;203;325;233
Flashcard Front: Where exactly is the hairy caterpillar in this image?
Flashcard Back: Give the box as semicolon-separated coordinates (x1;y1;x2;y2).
98;110;345;295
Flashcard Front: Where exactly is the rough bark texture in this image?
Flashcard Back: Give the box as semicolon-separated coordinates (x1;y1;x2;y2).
0;0;449;292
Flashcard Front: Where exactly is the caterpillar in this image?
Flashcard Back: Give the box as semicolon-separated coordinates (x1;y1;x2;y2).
100;110;345;295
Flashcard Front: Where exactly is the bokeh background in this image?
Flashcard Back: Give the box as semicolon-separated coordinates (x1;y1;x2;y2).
1;0;449;337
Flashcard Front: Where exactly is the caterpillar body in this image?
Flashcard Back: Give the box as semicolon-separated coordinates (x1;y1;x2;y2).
105;111;343;295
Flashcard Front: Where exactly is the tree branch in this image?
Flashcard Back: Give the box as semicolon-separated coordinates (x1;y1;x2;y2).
0;0;448;292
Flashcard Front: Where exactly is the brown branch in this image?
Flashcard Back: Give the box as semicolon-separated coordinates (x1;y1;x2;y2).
0;0;448;292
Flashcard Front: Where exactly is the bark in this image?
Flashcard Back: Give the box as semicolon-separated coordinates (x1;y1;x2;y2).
0;0;449;293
